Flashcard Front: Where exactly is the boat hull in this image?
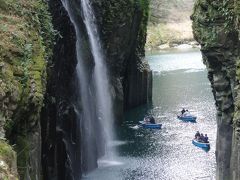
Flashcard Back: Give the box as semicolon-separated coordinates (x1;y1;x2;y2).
192;139;210;149
139;121;162;129
177;115;197;122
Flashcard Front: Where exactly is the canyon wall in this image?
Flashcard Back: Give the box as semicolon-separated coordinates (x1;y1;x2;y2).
192;0;240;179
3;0;240;180
42;0;152;179
1;0;152;179
0;0;54;179
92;0;152;113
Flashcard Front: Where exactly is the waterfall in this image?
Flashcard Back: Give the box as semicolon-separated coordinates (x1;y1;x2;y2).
80;0;115;151
61;0;115;174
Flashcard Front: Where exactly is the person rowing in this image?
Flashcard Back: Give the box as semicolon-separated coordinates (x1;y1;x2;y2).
149;116;156;124
181;108;186;115
144;116;156;124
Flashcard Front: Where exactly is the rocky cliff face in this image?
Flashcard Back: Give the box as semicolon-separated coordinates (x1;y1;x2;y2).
0;0;54;179
41;0;81;179
41;0;152;179
1;0;151;179
93;0;152;114
192;0;240;179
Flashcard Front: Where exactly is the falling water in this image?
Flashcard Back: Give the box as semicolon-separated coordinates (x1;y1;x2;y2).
61;0;115;174
80;0;115;151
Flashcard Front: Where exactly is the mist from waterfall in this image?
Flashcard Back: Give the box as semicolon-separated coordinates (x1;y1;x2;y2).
61;0;115;174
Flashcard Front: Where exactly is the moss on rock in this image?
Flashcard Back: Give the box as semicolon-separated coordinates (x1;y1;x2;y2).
0;0;54;179
0;140;18;180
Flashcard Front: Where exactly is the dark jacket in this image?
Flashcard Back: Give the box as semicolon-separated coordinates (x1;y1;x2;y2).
149;117;155;124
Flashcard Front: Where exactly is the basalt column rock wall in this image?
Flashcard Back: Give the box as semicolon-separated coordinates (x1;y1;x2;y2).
92;0;152;116
41;0;81;179
192;0;240;180
42;0;152;179
231;1;240;179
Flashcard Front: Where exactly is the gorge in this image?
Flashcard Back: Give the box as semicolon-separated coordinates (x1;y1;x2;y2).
0;0;240;180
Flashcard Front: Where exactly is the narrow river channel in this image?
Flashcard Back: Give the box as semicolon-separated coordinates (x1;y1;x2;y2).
84;49;216;180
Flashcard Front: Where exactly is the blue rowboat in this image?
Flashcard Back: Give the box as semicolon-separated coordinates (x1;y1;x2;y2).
192;139;210;149
139;121;162;129
177;115;197;122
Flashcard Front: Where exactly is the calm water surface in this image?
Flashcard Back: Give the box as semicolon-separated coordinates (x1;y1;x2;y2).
84;49;216;180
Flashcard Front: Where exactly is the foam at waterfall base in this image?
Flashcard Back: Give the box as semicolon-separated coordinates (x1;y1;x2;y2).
109;140;127;147
97;158;124;168
130;125;140;129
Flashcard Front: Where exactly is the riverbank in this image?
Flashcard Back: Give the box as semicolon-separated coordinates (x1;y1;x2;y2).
145;21;197;51
146;46;201;56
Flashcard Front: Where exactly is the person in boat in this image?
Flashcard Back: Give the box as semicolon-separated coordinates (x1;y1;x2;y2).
195;131;200;139
181;108;186;115
199;133;205;142
149;116;156;124
204;134;209;143
183;109;190;117
144;117;150;123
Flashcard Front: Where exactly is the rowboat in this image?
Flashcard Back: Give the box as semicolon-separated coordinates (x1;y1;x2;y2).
192;139;210;149
177;115;197;122
139;121;162;129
